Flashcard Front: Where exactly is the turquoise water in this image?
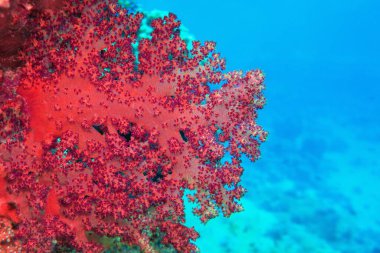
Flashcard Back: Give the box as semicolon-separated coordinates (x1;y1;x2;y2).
137;0;380;252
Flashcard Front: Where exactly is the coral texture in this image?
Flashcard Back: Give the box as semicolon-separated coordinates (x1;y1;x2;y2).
0;0;266;252
0;0;63;69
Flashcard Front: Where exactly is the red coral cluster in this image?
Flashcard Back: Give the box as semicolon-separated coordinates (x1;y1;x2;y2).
0;0;63;69
0;217;22;252
0;0;266;252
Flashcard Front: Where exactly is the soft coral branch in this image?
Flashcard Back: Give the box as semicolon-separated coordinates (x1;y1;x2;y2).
0;0;63;69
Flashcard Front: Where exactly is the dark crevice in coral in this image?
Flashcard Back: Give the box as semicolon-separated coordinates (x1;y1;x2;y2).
118;130;132;142
7;202;17;210
92;124;105;135
179;130;188;142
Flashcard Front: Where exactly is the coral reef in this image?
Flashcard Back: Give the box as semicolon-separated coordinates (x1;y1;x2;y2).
0;0;266;251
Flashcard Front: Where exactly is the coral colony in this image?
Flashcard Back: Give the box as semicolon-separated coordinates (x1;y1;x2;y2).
0;0;266;252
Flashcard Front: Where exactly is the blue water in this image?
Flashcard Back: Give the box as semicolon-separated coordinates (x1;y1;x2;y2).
137;0;380;252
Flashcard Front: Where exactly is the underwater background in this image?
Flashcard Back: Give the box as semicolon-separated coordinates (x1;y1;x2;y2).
137;0;380;252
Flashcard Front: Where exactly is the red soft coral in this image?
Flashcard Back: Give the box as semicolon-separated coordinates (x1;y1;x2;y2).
0;0;266;252
0;0;63;69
